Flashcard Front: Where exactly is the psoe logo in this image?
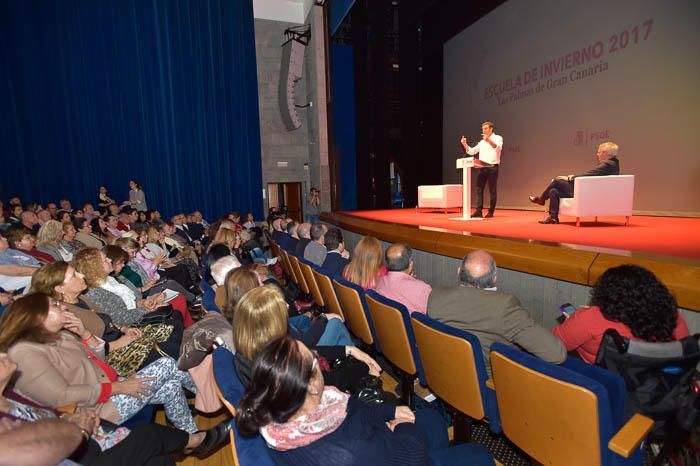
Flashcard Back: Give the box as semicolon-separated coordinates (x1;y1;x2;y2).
589;130;610;142
574;130;585;146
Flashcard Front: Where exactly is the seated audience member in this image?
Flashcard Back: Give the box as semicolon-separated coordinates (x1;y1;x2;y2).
321;228;350;277
171;213;194;245
59;199;73;213
46;202;58;219
236;336;495;466
37;208;52;226
304;223;328;267
117;212;134;232
149;209;164;227
375;243;431;314
342;235;387;290
61;221;84;253
284;220;300;253
30;261;150;354
552;264;690;364
270;217;285;245
0;232;41;291
36;220;73;261
82;203;98;221
529;141;620;224
242;212;255;230
57;210;73;225
88;217;111;245
96;185;116;213
186;213;205;243
71;218;102;248
73;248;166;326
105;215;123;239
19;211;40;233
428;250;566;375
294;222;312;257
0;293;200;433
231;285;377;390
210;255;242;309
6;205;23;225
5;227;55;264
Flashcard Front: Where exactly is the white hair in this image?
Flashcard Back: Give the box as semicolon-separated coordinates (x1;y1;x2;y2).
211;255;242;286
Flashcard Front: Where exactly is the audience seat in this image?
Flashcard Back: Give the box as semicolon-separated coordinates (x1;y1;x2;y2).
298;258;325;309
332;277;380;352
559;175;635;226
200;278;220;313
365;290;426;406
490;343;653;466
212;347;275;466
411;313;501;441
312;267;346;320
288;253;311;296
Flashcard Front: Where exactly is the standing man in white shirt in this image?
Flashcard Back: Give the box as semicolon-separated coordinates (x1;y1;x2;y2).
459;121;504;218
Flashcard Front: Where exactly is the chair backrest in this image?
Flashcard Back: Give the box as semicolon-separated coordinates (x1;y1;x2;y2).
596;329;700;426
410;313;492;424
365;290;424;384
332;276;378;349
299;258;324;307
288;254;310;294
313;267;345;320
211;347;275;466
490;342;631;466
278;248;294;280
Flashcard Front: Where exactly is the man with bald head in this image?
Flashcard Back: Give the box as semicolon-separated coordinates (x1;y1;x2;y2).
427;249;566;375
375;243;432;314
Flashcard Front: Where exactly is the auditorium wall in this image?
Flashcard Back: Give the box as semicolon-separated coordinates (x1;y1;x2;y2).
442;0;700;216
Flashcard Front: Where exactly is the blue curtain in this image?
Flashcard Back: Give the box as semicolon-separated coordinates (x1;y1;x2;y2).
0;0;263;220
331;43;357;210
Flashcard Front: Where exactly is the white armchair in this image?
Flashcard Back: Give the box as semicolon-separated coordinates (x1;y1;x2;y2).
559;175;635;227
417;184;463;213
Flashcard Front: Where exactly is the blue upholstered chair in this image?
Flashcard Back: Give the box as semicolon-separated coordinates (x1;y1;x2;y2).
410;312;501;440
211;347;274;466
490;342;654;466
332;276;380;351
298;258;325;310
199;278;220;314
365;290;426;406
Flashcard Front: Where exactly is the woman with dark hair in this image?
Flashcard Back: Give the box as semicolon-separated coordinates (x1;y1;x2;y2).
552;264;690;363
237;336;495;466
96;186;116;213
0;293;199;433
128;180;148;212
75;217;107;249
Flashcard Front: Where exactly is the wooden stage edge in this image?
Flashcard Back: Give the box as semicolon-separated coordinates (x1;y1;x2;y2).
321;211;700;312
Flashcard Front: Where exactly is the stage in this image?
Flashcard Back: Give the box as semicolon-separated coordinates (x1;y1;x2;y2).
345;208;700;260
322;209;700;312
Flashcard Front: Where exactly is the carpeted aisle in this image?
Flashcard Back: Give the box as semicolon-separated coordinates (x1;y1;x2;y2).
345;209;700;260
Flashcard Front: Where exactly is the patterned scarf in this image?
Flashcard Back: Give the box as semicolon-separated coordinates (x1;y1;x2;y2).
260;386;350;451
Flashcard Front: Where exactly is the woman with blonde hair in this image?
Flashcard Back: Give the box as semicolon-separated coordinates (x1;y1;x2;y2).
207;227;240;254
342;236;387;290
232;285;379;389
36;220;73;261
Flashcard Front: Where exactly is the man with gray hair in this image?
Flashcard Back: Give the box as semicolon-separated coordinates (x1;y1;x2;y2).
303;223;328;267
294;222;311;257
374;243;432;314
427;249;566;375
529;141;620;224
210;255;242;287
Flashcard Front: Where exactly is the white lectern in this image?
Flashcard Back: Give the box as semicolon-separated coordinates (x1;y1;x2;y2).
450;157;490;221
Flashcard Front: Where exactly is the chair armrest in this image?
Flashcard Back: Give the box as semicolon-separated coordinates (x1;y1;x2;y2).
56;403;77;414
608;413;654;458
485;378;495;390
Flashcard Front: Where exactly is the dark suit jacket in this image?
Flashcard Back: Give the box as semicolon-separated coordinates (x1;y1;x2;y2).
186;222;205;242
427;286;566;375
295;238;311;257
574;156;620;180
322;251;350;278
173;225;193;244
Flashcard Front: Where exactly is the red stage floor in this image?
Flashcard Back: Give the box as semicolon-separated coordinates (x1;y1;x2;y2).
344;209;700;260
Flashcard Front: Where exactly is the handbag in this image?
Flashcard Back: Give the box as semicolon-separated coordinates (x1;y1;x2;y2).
134;306;174;327
106;323;174;376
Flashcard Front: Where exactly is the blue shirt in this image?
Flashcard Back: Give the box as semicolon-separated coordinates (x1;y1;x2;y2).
0;248;42;267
